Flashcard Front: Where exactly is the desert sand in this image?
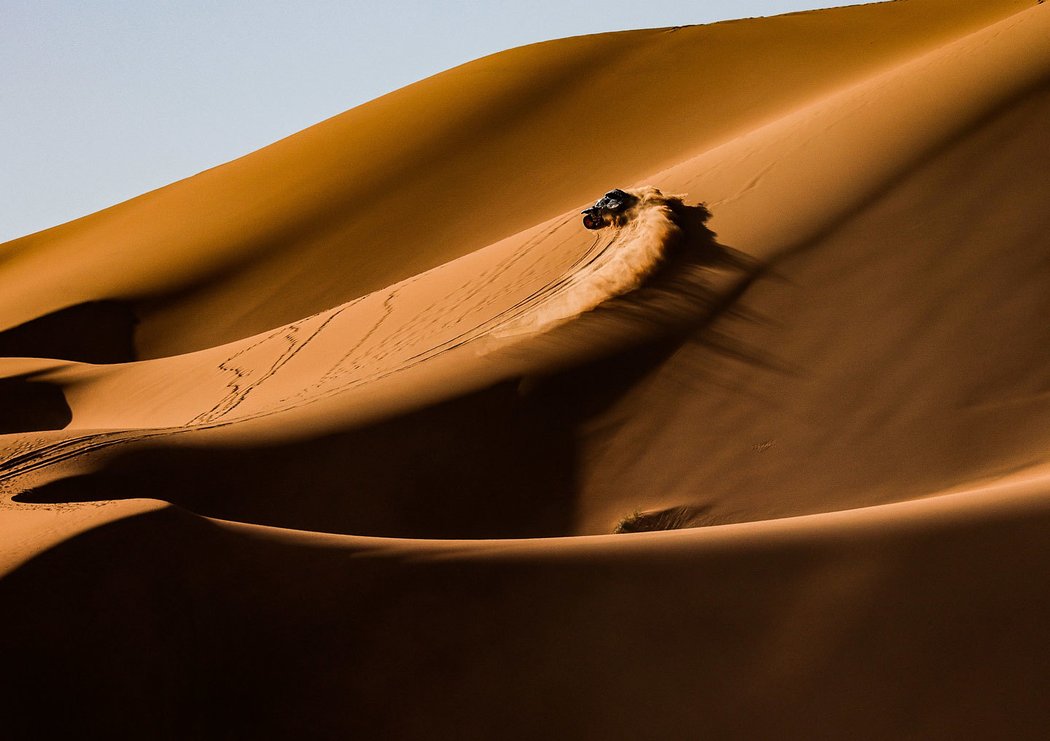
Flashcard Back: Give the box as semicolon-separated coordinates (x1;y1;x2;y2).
2;0;1049;737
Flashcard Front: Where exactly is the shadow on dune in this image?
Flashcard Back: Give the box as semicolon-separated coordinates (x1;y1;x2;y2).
15;204;761;538
613;504;715;533
4;488;1050;739
0;376;71;433
0;300;137;363
18;381;581;538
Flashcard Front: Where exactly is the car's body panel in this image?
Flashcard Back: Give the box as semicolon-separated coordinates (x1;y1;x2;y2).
581;188;637;229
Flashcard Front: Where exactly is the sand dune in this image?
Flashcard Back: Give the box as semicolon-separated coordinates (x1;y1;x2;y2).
2;0;1050;736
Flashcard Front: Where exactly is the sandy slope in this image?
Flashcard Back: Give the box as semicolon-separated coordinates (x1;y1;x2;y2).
0;0;1034;358
2;0;1050;737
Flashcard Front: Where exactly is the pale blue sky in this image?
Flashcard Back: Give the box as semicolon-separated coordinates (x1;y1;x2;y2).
1;1;876;242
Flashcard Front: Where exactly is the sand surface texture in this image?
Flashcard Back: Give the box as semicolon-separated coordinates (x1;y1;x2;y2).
2;0;1049;737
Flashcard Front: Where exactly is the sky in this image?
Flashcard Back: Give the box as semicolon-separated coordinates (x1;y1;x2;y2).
1;0;877;243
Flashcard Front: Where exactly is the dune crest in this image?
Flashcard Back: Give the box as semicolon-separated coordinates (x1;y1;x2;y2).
494;187;683;337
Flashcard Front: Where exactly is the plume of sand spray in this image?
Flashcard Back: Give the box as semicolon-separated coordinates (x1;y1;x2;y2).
495;186;684;337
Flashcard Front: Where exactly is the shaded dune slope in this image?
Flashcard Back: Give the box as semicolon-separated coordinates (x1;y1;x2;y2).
4;476;1050;739
0;300;137;364
3;0;1050;737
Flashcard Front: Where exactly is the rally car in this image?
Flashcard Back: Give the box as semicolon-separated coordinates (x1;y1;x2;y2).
581;188;637;230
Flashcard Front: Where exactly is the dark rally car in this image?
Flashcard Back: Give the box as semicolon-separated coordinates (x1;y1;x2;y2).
581;188;637;230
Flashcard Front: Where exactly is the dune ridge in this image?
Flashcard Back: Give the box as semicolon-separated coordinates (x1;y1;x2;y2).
494;187;684;336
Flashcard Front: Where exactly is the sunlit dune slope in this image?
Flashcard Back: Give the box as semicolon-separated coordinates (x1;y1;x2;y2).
0;0;1034;358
